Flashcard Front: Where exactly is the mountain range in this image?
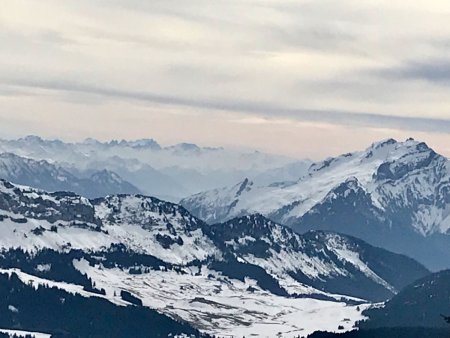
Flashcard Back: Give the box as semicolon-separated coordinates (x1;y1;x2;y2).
0;136;310;201
0;152;140;198
0;136;449;337
181;138;450;271
0;178;430;336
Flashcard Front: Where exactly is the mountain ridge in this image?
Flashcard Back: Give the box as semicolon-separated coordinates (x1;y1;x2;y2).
0;152;141;199
0;135;309;201
181;138;450;270
0;178;431;336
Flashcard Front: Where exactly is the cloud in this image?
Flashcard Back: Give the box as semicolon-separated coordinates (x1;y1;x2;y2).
377;59;450;85
4;77;450;134
1;0;450;156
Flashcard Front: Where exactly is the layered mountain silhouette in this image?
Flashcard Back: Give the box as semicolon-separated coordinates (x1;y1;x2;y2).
0;178;430;336
182;138;450;270
0;152;140;198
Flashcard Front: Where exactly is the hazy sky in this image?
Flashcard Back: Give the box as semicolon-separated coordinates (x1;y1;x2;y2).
1;0;450;159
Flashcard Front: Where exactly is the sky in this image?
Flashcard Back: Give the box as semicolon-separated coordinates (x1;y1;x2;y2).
1;0;450;159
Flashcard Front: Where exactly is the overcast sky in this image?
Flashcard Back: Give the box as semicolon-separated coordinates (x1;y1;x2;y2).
1;0;450;159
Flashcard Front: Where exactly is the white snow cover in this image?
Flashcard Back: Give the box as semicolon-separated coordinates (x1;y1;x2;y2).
0;179;404;336
323;234;396;294
0;263;370;337
94;195;220;264
74;260;369;337
0;329;51;338
0;180;403;295
0;212;114;253
0;181;218;264
183;138;450;235
0;207;216;265
0;268;125;305
221;218;399;293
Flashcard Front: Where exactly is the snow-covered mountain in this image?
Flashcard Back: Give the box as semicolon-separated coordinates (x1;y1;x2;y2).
0;179;428;336
0;152;140;198
205;214;428;302
181;138;450;270
0;136;308;200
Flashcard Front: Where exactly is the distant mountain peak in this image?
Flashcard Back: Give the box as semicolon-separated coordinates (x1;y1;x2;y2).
168;143;201;152
82;137;102;146
18;135;64;146
368;138;397;150
0;152;140;198
181;137;450;270
81;138;162;150
119;138;161;149
89;169;126;185
21;135;44;143
374;140;441;182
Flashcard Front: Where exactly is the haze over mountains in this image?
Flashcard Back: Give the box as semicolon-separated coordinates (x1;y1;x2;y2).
0;135;449;337
0;136;310;202
4;0;450;335
0;152;140;198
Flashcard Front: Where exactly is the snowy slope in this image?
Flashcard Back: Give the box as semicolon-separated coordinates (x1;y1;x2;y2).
74;260;369;337
0;329;51;338
181;138;450;270
206;215;428;301
182;138;449;227
0;179;428;297
0;180;217;264
0;268;202;338
0;179;430;336
92;194;219;264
